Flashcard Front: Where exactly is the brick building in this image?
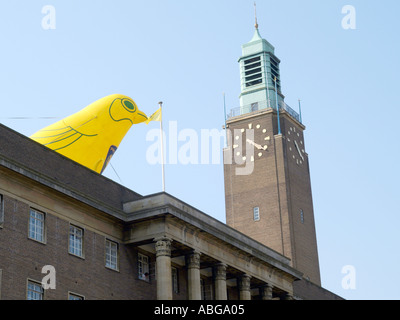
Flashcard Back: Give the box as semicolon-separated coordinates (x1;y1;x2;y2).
0;122;340;300
0;24;342;301
0;122;316;300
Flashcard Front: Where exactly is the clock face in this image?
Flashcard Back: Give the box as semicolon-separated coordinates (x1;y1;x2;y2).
234;122;271;161
287;126;305;165
232;122;271;162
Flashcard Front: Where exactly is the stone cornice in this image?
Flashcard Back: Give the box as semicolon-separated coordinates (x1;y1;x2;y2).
123;193;303;281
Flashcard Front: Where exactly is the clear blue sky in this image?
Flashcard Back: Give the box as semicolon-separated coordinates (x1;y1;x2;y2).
1;0;399;300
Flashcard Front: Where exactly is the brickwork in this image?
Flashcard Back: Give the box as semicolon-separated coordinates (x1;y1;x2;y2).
0;122;336;300
0;186;159;300
279;116;321;284
224;110;321;285
225;110;286;254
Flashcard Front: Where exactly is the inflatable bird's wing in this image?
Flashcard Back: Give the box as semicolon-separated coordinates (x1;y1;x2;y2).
30;94;148;174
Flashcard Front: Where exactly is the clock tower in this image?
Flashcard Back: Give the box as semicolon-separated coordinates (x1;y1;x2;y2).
224;22;321;285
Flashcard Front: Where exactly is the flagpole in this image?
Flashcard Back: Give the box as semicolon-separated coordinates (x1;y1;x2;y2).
158;101;165;192
298;99;303;123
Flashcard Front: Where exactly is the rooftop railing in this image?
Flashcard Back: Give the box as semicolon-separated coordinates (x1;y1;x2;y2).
227;100;302;124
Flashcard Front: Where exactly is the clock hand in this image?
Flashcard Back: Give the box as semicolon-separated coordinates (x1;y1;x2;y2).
247;139;263;150
294;140;304;161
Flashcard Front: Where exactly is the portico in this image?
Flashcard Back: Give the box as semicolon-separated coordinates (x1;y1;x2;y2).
123;193;301;300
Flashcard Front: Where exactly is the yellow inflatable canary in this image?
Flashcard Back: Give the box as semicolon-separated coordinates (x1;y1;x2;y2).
30;94;148;174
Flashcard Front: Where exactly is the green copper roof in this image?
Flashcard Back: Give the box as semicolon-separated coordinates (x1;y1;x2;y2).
241;27;275;57
250;28;263;42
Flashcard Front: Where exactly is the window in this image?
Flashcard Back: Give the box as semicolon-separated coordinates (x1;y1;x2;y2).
251;103;259;112
200;279;214;300
29;209;45;243
27;280;43;300
245;67;262;76
0;194;4;227
300;209;305;224
269;56;281;91
69;292;84;300
105;240;118;270
246;78;263;87
138;253;150;281
69;225;83;257
253;207;260;221
244;56;261;65
244;56;262;87
172;267;179;294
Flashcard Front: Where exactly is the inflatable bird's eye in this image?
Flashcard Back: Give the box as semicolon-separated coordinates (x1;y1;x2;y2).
123;99;136;112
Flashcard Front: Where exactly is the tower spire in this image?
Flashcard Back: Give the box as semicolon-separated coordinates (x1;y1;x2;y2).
254;2;259;29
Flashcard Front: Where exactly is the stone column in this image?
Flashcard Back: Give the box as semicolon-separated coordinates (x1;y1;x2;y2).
186;251;202;300
284;293;294;300
213;263;227;300
155;237;173;300
238;274;252;300
260;284;273;300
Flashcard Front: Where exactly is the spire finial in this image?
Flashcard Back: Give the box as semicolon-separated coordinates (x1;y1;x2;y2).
254;2;259;29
